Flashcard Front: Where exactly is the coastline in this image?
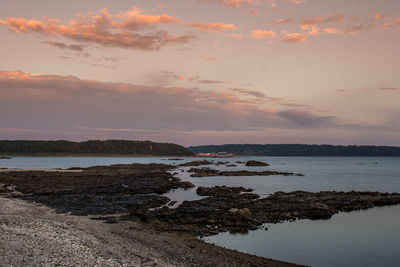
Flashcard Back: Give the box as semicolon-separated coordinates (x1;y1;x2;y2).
0;195;298;267
3;161;399;266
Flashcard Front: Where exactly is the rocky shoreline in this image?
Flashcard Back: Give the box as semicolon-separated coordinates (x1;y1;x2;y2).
146;187;400;236
187;167;302;177
1;162;400;266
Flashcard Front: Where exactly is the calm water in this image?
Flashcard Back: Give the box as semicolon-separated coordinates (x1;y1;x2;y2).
1;156;400;266
204;205;400;267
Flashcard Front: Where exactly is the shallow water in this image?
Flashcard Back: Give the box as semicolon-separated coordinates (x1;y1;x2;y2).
1;156;400;266
204;205;400;267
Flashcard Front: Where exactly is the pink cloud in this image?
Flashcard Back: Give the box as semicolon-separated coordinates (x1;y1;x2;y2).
188;22;236;32
301;14;344;35
270;18;293;25
198;0;259;8
0;7;194;51
250;29;276;38
379;17;400;30
284;0;307;5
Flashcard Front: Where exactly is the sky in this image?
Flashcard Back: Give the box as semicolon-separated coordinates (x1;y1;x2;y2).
0;0;399;146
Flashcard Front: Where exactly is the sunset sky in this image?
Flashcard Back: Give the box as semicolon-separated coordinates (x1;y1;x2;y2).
0;0;399;146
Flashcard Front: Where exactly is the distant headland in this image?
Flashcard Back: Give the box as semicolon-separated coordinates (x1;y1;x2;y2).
188;144;400;157
0;140;194;157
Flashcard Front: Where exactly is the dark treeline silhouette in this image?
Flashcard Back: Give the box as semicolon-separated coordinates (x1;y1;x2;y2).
0;140;194;156
189;144;400;156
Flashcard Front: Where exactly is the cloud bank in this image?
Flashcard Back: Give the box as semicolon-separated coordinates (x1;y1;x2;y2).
0;7;194;51
0;71;334;137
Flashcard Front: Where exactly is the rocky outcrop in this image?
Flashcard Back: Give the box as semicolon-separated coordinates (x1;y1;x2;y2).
245;160;270;166
196;186;254;197
146;188;400;236
0;164;194;216
178;160;214;167
187;167;302;177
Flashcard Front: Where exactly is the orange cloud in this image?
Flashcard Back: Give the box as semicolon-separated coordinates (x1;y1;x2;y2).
324;25;368;35
250;29;276;38
224;33;247;39
0;7;194;51
188;22;236;32
280;33;307;43
116;7;180;30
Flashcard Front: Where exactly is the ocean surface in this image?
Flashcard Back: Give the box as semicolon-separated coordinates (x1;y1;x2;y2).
1;156;400;267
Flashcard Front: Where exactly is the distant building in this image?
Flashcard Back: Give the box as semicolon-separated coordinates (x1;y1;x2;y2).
197;152;235;158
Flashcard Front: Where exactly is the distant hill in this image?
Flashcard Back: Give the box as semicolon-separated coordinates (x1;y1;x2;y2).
0;140;195;156
188;144;400;156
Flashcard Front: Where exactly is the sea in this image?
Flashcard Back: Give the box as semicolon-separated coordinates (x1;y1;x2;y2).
1;156;400;267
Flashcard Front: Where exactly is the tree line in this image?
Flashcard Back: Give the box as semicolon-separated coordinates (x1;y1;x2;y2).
0;140;194;156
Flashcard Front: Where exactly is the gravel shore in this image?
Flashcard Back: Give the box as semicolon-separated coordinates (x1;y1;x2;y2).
0;195;298;267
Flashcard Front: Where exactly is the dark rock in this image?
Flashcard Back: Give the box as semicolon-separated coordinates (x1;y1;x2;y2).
187;168;301;177
179;160;214;167
245;160;270;166
168;201;177;206
196;186;254;197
